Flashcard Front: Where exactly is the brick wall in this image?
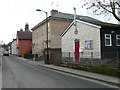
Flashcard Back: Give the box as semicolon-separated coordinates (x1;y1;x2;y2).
18;40;32;57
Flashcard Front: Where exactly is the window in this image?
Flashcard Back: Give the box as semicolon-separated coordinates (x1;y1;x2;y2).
36;29;38;38
42;25;44;35
116;35;120;46
48;22;50;32
48;22;50;28
85;40;93;50
105;34;112;46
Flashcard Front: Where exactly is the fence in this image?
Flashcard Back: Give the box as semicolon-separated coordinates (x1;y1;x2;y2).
61;52;120;65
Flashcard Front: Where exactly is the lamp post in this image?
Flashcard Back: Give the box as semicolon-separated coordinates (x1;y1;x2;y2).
36;9;50;64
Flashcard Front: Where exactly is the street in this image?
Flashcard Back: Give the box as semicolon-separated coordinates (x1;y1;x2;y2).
2;56;115;88
0;55;2;90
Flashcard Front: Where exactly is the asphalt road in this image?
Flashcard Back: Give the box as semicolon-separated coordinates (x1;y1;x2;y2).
0;55;2;90
2;56;115;88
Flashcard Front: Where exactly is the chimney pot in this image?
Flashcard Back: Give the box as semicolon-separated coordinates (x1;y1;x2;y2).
51;9;58;16
25;23;29;32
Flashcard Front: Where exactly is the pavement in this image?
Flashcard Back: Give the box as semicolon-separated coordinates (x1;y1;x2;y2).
16;56;120;88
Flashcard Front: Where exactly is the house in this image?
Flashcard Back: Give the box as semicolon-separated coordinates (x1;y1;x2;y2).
16;23;32;57
0;41;4;55
61;18;120;61
31;10;73;63
5;42;12;54
11;39;17;55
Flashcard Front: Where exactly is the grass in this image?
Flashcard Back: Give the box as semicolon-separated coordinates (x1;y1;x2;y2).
53;62;120;78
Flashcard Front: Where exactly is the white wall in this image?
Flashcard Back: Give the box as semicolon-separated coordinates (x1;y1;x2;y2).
11;40;17;55
61;20;101;59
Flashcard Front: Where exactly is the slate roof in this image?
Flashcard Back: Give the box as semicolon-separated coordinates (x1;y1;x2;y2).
32;10;120;30
51;11;120;27
17;31;32;40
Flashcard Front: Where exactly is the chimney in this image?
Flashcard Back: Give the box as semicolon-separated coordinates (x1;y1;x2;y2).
51;9;58;16
25;23;29;32
20;28;23;32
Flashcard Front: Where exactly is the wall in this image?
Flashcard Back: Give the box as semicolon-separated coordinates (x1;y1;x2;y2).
18;40;32;57
62;20;101;59
11;40;17;55
100;26;120;59
50;18;72;48
32;23;45;56
32;17;72;56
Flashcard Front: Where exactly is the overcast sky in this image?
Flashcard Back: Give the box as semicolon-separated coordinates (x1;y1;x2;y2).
0;0;118;44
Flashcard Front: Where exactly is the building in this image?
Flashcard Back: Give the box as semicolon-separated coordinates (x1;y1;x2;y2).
16;24;32;57
5;42;12;54
31;10;73;62
0;42;4;55
11;39;17;55
61;18;120;61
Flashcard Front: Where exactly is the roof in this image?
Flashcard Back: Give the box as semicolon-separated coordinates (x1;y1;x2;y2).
52;11;120;27
61;20;102;37
31;10;120;30
17;31;32;40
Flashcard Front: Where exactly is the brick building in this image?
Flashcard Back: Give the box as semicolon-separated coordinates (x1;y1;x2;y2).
16;24;32;57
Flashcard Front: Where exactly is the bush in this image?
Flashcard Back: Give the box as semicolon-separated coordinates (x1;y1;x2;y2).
24;53;34;59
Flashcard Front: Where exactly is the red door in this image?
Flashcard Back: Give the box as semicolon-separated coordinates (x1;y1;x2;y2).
75;39;80;62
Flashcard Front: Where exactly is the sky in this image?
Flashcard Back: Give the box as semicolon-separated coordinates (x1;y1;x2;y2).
0;0;118;44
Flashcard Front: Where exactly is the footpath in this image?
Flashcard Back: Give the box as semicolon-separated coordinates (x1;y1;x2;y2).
16;56;120;88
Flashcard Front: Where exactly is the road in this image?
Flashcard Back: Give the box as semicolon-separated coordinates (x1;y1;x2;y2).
0;55;2;90
2;56;116;88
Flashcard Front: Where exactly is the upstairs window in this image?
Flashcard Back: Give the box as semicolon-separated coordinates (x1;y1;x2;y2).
105;34;112;46
85;40;93;50
116;35;120;46
42;25;45;35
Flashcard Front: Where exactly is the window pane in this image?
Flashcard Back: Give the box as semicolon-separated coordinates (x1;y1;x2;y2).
106;35;110;38
105;34;112;46
117;40;120;46
85;40;93;50
117;35;120;39
106;39;110;45
116;35;120;46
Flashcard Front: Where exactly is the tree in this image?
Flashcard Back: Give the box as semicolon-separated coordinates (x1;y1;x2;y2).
83;0;120;22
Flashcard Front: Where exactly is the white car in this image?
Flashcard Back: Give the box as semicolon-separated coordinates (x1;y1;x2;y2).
3;51;9;56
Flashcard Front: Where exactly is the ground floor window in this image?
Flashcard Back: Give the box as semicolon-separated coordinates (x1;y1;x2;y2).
85;40;93;50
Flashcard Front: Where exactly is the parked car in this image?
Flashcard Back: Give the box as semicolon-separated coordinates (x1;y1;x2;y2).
3;51;9;56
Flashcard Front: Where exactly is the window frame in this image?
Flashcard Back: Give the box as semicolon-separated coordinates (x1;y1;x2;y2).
85;40;93;50
105;34;112;46
116;35;120;46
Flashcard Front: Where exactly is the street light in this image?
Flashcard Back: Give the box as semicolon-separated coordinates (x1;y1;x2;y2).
36;9;50;64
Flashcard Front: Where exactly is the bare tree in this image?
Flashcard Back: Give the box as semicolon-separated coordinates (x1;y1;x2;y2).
83;0;120;22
